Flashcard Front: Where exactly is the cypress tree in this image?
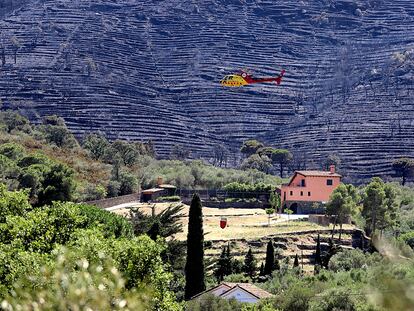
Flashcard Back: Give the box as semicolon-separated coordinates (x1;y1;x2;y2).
293;254;299;268
214;246;226;282
315;234;322;266
263;240;275;275
274;258;280;271
184;193;205;300
259;262;265;276
243;248;257;278
224;243;233;276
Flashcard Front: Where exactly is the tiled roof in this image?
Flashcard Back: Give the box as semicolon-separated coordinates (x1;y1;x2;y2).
230;283;273;299
296;171;341;177
141;188;164;194
192;282;273;300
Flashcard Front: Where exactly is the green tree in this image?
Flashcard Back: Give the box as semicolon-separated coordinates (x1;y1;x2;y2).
362;177;398;236
240;140;264;157
264;240;275;275
37;162;76;206
259;262;265;276
326;183;359;240
185;193;205;300
269;191;281;214
40;115;78;148
131;204;184;238
323;154;341;171
0;143;25;160
215;246;229;282
117;170;139;195
81;184;107;201
82;133;111;160
243;247;257;278
285;207;293;222
78;203;133;238
2;251;150;311
269;149;292;178
0;184;31;222
266;208;274;226
112;140;140;166
328;249;381;272
279;282;314;311
0;111;31;133
241;154;272;173
392;158;414;186
3;204;85;253
0;155;21;189
308;288;359;311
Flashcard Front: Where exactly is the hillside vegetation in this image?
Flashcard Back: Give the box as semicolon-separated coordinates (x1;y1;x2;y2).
0;0;413;179
0;111;282;203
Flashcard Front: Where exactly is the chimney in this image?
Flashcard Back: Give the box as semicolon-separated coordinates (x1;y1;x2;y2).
157;176;163;186
329;165;335;174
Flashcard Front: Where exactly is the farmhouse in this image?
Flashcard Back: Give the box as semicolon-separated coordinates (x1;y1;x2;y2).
280;165;341;214
191;282;273;304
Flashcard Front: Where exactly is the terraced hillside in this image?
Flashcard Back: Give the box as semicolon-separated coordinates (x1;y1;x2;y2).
0;0;413;179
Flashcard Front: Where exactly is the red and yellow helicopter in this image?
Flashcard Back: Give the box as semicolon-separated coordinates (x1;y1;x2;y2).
220;69;285;87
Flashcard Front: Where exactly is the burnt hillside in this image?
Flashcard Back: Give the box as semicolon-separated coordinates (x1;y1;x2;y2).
0;0;413;179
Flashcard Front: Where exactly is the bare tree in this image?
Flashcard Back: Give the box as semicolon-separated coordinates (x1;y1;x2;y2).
10;36;21;64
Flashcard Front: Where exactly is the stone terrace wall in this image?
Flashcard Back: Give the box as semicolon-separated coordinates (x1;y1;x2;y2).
84;192;139;209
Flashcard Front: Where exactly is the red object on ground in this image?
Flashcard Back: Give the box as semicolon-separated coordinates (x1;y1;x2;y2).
220;217;227;229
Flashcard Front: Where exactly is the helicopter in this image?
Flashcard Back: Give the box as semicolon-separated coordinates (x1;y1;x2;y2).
220;69;285;87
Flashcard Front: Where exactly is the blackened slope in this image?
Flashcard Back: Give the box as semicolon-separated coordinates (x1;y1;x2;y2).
0;0;413;179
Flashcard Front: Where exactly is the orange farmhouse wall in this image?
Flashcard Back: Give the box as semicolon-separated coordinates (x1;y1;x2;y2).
281;174;341;204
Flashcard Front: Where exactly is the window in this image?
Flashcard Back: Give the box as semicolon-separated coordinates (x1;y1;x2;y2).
308;191;311;196
327;179;333;186
301;179;306;187
300;191;303;196
290;191;293;196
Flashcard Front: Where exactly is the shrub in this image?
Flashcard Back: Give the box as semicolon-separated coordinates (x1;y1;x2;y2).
399;231;414;249
308;287;360;311
186;294;245;311
223;182;273;193
81;184;107;201
0;184;31;222
1;246;150;311
78;203;133;238
0;111;32;133
118;170;139;195
156;195;181;202
328;249;382;272
106;180;121;197
278;282;314;311
0;143;25;160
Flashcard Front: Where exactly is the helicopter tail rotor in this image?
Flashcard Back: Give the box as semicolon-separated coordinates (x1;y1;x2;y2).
275;69;285;85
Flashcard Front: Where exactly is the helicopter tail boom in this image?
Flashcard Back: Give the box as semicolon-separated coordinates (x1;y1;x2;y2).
275;69;285;85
